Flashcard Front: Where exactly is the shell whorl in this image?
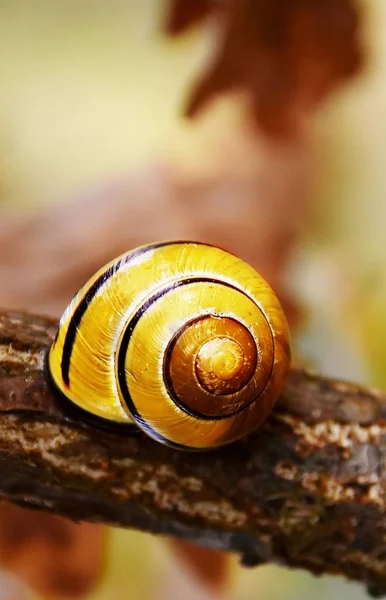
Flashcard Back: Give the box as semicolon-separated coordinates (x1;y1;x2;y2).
48;241;291;449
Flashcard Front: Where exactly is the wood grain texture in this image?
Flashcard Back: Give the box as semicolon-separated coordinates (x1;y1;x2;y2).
0;310;385;596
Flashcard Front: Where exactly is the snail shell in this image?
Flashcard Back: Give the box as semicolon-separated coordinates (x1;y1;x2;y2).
48;241;291;449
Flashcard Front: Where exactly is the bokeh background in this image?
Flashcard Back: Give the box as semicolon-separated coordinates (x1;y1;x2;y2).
0;0;384;598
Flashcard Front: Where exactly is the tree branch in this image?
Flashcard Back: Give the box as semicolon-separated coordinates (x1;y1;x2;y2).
0;310;385;596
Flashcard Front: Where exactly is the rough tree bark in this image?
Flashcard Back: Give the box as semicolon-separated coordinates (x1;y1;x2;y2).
0;310;384;596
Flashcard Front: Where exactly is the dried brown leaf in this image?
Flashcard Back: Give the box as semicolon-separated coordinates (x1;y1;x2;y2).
168;540;230;592
167;0;364;136
0;504;105;599
164;0;214;35
0;139;310;324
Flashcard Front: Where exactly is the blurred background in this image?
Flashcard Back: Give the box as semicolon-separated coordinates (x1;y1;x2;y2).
0;0;384;598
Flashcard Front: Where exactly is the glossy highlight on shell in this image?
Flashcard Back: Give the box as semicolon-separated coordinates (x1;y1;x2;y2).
48;241;291;449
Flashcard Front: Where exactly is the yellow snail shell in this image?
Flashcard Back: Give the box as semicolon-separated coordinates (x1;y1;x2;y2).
48;241;291;450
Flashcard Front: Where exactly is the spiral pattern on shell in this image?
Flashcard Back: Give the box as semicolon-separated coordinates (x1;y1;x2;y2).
48;241;291;449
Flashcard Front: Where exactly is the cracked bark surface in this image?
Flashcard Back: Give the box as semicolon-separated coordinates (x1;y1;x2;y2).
0;310;384;596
